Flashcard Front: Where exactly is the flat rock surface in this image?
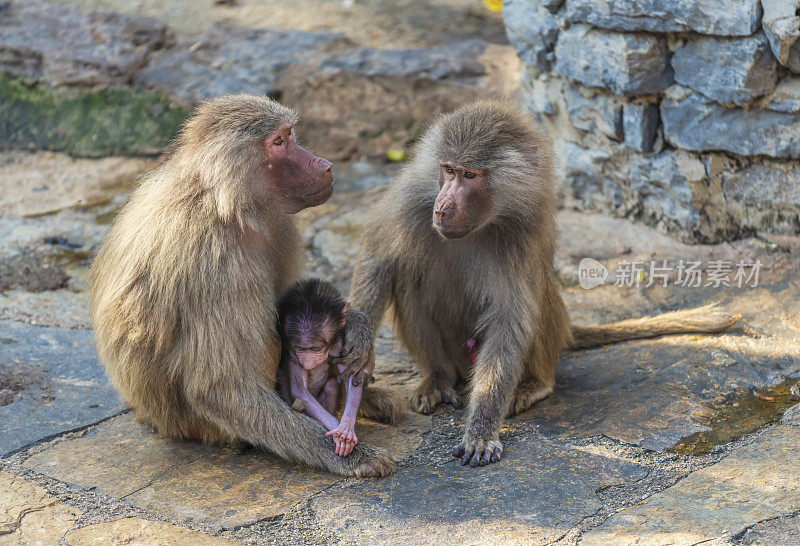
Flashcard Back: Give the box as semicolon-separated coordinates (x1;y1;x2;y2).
0;321;124;457
582;425;800;544
310;434;648;544
0;152;151;218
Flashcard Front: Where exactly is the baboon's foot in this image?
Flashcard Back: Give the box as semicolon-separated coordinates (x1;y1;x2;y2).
410;380;462;414
508;382;553;416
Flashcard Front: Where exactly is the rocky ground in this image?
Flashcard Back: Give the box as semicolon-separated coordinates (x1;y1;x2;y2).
1;0;800;544
0;149;799;545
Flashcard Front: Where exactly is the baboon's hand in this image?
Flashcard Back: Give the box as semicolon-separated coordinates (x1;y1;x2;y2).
333;309;374;385
452;435;503;468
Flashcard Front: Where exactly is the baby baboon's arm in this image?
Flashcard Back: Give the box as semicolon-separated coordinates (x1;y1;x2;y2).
327;365;363;455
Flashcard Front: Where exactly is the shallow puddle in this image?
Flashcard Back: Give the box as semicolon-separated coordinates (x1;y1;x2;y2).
670;378;800;455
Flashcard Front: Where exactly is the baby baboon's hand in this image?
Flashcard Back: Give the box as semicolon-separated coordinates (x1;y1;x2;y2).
327;420;358;457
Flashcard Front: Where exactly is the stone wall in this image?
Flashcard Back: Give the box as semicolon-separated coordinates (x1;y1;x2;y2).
503;0;800;243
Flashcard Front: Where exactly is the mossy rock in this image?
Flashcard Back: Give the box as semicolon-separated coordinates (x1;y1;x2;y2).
0;75;189;157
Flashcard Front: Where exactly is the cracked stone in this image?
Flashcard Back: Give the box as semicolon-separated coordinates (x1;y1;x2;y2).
0;471;81;543
64;518;237;545
762;0;800;72
739;512;800;544
555;25;673;96
0;320;124;456
582;425;800;544
24;403;429;529
672;33;777;106
662;86;800;158
309;435;647;543
565;0;763;36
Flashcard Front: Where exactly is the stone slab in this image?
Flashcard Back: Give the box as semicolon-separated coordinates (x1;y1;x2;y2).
672;34;776;106
310;435;647;544
555;25;673;96
662;87;800;158
565;84;624;140
565;0;762;36
582;425;800;544
503;0;559;71
24;414;337;529
135;23;354;107
0;320;124;456
24;405;429;529
65;518;238;545
0;471;82;545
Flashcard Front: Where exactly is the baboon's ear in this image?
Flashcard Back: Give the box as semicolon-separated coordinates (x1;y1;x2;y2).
340;302;350;328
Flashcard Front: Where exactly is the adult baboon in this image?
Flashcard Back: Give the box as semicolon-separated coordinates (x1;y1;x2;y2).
350;99;737;467
90;94;395;477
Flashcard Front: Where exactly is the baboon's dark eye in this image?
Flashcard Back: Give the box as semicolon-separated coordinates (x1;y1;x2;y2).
464;171;476;179
273;136;283;146
444;165;454;174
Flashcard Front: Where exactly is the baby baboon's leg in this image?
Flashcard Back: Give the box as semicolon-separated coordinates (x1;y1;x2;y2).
318;376;340;415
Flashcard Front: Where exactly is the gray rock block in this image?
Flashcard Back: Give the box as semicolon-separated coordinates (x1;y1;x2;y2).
763;76;800;112
554;25;673;96
0;0;167;87
623;103;660;152
0;321;124;456
762;0;800;72
565;84;624;140
628;150;703;232
520;72;558;117
562;141;629;212
503;0;559;71
722;163;800;208
672;34;777;106
565;0;762;36
662;87;800;158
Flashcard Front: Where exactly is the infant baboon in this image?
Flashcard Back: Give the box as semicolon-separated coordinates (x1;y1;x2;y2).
276;278;364;457
90;94;396;477
350;99;738;468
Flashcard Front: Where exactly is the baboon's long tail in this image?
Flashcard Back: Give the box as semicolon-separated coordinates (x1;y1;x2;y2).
568;304;740;350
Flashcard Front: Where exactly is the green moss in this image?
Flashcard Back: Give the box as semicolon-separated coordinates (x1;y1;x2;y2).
0;75;189;157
